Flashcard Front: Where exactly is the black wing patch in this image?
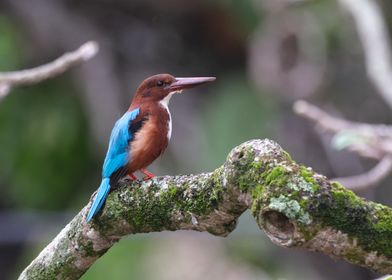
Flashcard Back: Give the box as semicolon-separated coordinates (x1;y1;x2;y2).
129;114;149;136
109;166;129;190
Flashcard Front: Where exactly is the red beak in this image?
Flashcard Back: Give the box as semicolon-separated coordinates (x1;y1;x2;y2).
169;77;216;91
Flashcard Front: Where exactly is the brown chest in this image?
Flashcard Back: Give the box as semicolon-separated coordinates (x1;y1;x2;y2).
128;105;171;172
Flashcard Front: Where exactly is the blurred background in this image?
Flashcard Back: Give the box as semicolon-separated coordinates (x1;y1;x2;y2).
0;0;391;279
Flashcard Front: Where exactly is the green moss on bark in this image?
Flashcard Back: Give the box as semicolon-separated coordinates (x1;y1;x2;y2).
263;166;287;187
254;162;392;258
95;168;225;234
312;181;392;258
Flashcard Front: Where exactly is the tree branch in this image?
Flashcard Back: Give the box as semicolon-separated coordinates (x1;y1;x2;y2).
0;41;98;99
19;139;392;279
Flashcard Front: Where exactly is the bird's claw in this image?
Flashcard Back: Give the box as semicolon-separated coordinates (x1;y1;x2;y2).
142;175;155;181
140;168;155;181
128;173;138;181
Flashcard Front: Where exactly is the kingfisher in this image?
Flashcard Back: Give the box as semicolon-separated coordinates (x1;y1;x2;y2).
86;73;216;222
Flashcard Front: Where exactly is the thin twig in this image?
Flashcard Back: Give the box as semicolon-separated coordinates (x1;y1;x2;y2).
0;41;98;99
293;100;392;136
293;100;392;159
0;84;11;99
339;0;392;109
333;156;392;191
293;100;351;132
294;100;392;190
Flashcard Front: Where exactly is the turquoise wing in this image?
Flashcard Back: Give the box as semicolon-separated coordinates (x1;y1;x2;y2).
87;108;140;222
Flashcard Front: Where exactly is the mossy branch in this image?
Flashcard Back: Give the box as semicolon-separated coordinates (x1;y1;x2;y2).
19;139;392;279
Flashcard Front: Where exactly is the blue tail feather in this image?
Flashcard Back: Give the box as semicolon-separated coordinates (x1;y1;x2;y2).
86;178;111;222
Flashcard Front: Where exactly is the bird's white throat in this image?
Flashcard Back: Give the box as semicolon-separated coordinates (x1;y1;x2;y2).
160;92;173;107
159;92;176;141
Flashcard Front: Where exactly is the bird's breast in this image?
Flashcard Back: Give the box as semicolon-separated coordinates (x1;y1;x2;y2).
128;105;171;171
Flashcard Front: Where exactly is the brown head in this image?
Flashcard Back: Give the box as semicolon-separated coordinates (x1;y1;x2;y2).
130;73;216;107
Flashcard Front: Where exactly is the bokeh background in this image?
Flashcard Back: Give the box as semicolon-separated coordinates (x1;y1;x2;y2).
0;0;391;279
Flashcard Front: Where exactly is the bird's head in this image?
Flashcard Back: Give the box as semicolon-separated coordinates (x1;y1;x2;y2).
132;73;216;106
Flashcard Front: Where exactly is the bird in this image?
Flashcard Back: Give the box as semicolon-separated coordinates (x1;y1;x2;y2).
86;73;216;222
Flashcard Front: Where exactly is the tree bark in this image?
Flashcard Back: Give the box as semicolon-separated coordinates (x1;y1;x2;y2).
19;139;392;279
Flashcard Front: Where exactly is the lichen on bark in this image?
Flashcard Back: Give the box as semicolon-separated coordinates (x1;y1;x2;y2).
236;140;392;273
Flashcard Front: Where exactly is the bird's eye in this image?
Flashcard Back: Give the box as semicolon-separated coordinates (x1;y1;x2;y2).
157;80;164;87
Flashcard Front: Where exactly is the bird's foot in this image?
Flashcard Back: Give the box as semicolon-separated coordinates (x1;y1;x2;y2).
128;173;138;181
140;168;155;181
143;175;154;181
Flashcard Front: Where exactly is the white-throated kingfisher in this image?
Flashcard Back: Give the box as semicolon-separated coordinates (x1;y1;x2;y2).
86;73;216;222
